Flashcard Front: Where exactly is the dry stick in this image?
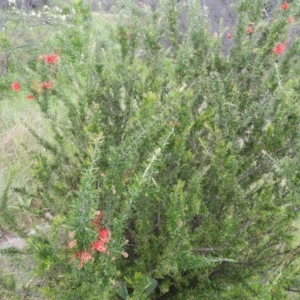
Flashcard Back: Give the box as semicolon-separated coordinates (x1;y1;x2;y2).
286;288;300;293
193;247;222;253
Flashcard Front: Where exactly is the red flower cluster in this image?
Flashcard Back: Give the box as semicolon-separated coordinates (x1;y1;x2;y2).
246;27;253;34
11;52;58;99
91;228;111;253
11;82;21;92
26;94;35;100
69;250;93;270
45;54;59;65
69;211;111;269
272;43;285;55
280;1;289;10
227;32;232;39
91;212;111;253
38;53;59;65
41;82;52;90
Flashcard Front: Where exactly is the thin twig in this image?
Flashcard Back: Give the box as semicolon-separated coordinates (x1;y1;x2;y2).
193;247;221;253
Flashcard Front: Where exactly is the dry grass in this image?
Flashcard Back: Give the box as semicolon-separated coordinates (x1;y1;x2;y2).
0;98;48;184
0;94;56;222
0;97;50;299
0;251;44;299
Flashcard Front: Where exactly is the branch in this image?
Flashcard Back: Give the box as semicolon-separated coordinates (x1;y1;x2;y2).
193;247;222;253
286;288;300;293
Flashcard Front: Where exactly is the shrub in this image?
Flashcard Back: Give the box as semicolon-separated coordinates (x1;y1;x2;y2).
4;0;300;298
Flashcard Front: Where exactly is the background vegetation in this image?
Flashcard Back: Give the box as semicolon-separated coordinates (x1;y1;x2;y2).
1;0;300;299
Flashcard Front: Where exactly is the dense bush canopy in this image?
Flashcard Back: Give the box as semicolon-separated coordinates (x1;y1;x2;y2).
1;0;300;299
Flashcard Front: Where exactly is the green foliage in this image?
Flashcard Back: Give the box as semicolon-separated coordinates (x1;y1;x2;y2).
0;272;16;299
0;272;16;291
3;0;300;298
0;169;17;231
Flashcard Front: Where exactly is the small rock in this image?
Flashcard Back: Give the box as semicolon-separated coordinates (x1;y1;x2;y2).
44;212;53;221
0;237;27;250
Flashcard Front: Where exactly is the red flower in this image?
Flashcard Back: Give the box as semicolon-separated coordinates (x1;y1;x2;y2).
78;250;93;269
69;216;111;268
44;53;59;65
70;250;93;269
272;43;286;55
246;27;253;34
287;16;294;23
99;228;111;242
41;82;52;89
11;82;21;92
91;227;111;253
91;240;107;253
227;32;232;39
26;94;35;100
68;240;77;249
280;2;289;10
